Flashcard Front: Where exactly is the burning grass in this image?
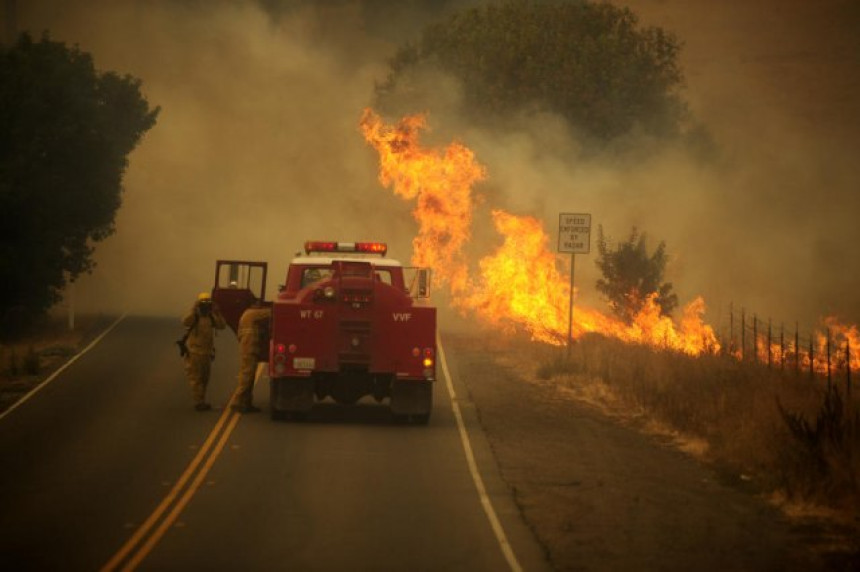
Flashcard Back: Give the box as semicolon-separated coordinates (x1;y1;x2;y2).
532;333;860;519
360;109;722;351
361;107;860;526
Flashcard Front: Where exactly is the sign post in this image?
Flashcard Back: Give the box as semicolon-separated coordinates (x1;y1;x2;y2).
558;213;591;355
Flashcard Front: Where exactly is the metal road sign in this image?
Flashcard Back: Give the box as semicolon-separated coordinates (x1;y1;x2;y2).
558;213;591;254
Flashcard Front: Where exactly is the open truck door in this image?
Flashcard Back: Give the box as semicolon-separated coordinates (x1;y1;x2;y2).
212;260;268;334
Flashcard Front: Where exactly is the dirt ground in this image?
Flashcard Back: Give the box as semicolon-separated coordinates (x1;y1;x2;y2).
445;331;860;571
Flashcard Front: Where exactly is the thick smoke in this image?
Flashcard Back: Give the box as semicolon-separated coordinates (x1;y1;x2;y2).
613;0;860;333
10;0;860;335
401;0;860;335
14;0;419;316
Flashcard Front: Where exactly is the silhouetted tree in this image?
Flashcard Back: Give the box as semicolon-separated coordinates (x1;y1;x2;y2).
376;0;687;142
594;225;678;322
0;33;159;335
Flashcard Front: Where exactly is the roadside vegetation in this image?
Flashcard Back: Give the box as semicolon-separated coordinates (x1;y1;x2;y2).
0;314;111;413
0;33;158;336
594;225;678;321
375;0;703;148
566;193;860;520
534;334;860;520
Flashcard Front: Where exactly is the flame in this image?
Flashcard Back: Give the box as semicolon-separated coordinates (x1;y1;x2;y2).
458;210;571;345
729;317;859;375
815;317;860;374
359;109;484;294
359;110;857;366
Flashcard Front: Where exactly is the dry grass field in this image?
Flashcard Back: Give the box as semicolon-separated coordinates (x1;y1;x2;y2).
529;333;860;527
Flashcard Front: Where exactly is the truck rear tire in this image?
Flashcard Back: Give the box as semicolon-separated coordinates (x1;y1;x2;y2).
390;381;433;424
270;376;313;420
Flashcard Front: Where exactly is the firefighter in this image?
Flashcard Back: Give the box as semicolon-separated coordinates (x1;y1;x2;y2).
181;291;226;411
229;300;271;413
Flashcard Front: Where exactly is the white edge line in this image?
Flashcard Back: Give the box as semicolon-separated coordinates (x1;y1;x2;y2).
0;313;128;422
437;332;523;572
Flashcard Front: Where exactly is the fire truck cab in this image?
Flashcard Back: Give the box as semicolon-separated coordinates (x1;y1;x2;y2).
212;241;436;424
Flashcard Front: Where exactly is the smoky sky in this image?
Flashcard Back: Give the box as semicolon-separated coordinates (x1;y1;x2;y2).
5;0;859;334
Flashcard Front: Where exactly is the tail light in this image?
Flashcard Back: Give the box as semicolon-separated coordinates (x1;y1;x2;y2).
273;343;287;374
422;347;435;379
422;347;434;368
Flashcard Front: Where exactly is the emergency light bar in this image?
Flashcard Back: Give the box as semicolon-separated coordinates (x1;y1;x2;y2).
304;241;387;256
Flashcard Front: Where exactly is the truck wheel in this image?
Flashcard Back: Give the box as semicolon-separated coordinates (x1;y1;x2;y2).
270;376;314;418
390;382;433;424
270;380;284;420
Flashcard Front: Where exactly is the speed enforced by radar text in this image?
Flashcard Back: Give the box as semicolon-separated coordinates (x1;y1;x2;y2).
558;213;591;254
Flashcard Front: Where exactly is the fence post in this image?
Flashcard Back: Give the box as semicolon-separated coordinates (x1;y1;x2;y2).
826;328;832;390
767;319;772;368
780;323;785;370
795;322;799;377
741;308;746;362
729;302;734;356
753;315;758;364
847;339;852;406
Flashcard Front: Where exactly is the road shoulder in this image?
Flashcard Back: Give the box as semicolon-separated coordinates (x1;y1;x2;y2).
444;330;839;571
0;314;117;416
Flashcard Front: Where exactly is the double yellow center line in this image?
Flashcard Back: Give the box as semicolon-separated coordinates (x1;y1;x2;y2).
101;407;242;571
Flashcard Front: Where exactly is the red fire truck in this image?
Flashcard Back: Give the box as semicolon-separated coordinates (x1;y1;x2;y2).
211;241;436;423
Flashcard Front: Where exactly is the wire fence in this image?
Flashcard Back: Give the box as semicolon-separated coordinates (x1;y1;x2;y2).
718;303;856;400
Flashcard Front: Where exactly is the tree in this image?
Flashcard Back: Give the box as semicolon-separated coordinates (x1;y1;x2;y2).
375;0;687;142
594;225;678;323
0;33;159;334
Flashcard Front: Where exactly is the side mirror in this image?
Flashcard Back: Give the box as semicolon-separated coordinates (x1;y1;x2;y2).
417;268;431;298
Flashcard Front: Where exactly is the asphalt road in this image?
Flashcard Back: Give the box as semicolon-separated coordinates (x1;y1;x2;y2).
443;332;859;571
0;316;549;571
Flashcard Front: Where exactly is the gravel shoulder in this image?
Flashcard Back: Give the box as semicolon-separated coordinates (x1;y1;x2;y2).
444;330;857;571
